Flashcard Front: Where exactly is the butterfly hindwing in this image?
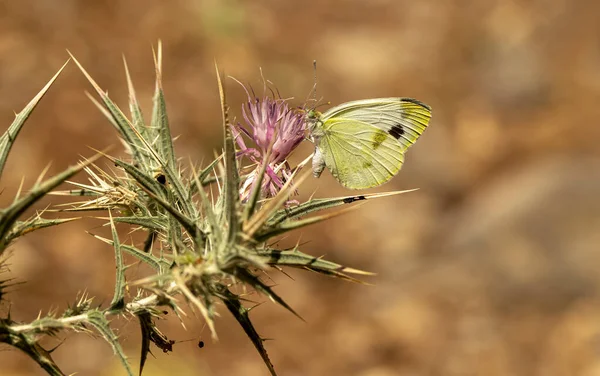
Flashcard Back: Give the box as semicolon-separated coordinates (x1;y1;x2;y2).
318;118;405;189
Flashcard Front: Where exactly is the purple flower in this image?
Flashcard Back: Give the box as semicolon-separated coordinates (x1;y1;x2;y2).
232;85;306;200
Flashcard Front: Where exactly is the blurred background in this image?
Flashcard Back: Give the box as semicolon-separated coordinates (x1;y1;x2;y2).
1;0;600;375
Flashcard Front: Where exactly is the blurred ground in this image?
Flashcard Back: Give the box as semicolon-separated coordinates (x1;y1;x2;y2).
1;0;600;375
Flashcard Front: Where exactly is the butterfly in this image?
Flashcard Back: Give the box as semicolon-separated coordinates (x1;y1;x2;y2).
306;98;432;190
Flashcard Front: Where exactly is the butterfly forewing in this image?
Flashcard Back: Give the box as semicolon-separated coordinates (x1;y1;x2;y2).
322;98;431;151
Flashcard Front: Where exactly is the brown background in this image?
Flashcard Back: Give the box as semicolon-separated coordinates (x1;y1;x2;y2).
1;1;600;375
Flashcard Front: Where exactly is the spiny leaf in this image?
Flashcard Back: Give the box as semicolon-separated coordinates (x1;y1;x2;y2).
69;52;147;165
188;155;222;197
166;214;185;256
0;60;69;180
0;154;103;254
254;198;363;243
243;167;312;239
172;273;217;339
90;233;169;272
110;216;165;231
87;310;134;376
113;159;168;199
136;310;174;376
142;231;156;253
63;292;93;318
139;185;205;249
219;286;277;376
0;322;66;376
122;244;171;272
232;268;303;321
49;188;99;197
122;56;147;139
190;160;221;251
215;62;240;244
161;165;196;219
86;56;193;218
242;144;272;224
5;217;79;244
256;248;374;283
137;311;152;376
151;41;176;170
108;211;126;310
267;190;417;226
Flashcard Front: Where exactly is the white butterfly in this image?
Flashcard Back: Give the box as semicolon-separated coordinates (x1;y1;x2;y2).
306;98;432;189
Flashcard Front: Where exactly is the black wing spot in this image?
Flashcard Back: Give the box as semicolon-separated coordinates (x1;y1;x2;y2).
388;125;405;139
343;195;366;204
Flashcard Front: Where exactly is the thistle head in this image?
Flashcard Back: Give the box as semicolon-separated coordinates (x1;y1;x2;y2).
232;83;306;200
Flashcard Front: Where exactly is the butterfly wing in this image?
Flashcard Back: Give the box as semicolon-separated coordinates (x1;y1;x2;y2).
321;98;431;152
314;98;431;189
316;119;404;189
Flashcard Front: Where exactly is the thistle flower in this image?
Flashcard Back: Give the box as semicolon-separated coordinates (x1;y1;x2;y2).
232;85;306;200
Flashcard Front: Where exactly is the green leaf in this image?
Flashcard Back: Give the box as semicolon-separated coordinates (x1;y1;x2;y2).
160;164;196;219
256;248;373;284
87;310;134;376
0;60;69;180
190;161;221;253
108;211;126;310
111;216;166;231
4;217;79;245
122;244;171;272
255;206;355;243
242;168;311;240
215;63;240;244
0;154;102;254
256;190;418;242
69;53;148;166
113;159;167;199
268;190;417;225
232;268;303;321
151;42;176;170
166;214;185;256
122;56;147;140
90;233;170;272
0;319;66;376
139;185;204;249
242;147;270;224
188;155;222;197
219;286;277;376
136;310;174;376
137;311;152;376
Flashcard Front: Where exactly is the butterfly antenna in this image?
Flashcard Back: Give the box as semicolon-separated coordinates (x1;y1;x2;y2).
304;60;319;108
313;60;318;102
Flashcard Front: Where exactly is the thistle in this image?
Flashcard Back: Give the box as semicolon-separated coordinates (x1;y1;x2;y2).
0;43;415;376
232;83;306;201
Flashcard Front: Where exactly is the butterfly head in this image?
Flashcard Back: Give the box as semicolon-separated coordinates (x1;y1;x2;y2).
304;109;323;132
